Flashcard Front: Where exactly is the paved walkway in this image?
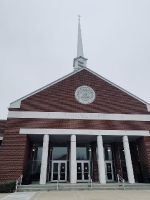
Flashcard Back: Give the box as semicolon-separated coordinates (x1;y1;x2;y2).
0;190;150;200
0;192;35;200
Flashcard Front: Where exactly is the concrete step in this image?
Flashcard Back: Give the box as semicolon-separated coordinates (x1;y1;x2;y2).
17;183;150;192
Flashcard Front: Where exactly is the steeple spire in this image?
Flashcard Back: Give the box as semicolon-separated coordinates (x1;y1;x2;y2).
73;16;88;71
77;15;84;57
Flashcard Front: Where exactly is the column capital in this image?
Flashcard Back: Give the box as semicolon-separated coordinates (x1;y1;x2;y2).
43;134;49;142
71;134;76;142
123;135;128;142
97;135;103;142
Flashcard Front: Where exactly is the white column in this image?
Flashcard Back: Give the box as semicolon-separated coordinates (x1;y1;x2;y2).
70;134;76;183
40;134;49;184
123;135;135;184
97;135;106;184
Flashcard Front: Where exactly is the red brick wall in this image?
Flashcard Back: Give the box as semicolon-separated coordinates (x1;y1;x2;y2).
130;142;140;181
9;69;148;114
91;142;98;182
0;120;6;137
112;143;121;179
1;69;150;182
3;118;150;130
137;137;150;175
0;118;31;182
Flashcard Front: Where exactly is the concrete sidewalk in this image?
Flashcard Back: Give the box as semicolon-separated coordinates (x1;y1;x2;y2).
1;190;150;200
0;192;35;200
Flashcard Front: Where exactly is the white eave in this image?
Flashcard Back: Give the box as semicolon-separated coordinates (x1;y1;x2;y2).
9;67;150;111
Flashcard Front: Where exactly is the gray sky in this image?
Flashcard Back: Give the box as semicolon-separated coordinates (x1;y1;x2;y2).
0;0;150;119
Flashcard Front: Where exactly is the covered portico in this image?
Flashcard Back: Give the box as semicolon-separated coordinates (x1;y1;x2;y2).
20;128;150;185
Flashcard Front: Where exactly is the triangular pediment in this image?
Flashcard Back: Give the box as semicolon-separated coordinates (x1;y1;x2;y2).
9;67;150;113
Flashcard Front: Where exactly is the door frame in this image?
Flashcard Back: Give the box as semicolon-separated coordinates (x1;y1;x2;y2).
51;161;67;182
105;161;114;182
76;161;90;182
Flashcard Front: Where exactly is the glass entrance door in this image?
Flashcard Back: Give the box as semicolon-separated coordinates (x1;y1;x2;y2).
51;161;67;182
105;161;114;181
77;161;90;182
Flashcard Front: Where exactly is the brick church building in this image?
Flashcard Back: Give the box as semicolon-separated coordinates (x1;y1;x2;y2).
0;19;150;184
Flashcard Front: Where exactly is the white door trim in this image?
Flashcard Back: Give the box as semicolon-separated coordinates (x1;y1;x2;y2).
105;161;114;182
51;161;67;182
77;161;90;182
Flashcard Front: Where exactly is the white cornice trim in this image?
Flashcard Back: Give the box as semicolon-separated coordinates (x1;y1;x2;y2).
8;111;150;121
9;67;150;111
20;129;150;136
147;104;150;112
0;137;3;140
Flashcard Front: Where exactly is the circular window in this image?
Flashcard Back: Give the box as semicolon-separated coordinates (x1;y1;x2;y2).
75;85;95;104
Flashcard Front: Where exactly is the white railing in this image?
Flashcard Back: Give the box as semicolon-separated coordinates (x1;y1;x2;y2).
117;174;125;190
57;180;59;191
16;175;23;191
90;178;92;190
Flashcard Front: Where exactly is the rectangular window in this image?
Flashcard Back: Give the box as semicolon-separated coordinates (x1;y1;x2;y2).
76;147;90;160
52;147;68;160
0;140;2;148
31;144;43;181
104;147;112;161
118;146;128;180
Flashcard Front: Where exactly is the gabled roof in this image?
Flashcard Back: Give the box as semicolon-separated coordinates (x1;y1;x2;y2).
9;67;150;111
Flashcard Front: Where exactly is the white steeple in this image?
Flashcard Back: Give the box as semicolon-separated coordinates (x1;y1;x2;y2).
77;15;84;57
73;16;88;71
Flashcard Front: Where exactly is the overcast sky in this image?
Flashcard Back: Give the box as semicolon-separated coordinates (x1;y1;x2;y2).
0;0;150;119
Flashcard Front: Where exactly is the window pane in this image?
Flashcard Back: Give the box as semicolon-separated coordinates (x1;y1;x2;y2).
52;147;67;160
31;146;43;161
119;148;125;160
104;147;112;160
76;147;89;160
31;160;41;181
77;163;82;172
84;163;89;172
121;161;127;172
60;163;65;173
53;163;58;173
107;173;112;180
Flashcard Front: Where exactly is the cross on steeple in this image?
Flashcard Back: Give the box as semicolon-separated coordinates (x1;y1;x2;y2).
78;15;81;21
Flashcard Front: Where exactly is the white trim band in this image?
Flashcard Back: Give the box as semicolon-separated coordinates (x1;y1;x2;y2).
8;111;150;121
0;137;3;140
20;129;150;136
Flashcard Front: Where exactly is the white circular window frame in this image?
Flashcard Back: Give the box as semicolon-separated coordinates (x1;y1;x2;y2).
75;85;96;105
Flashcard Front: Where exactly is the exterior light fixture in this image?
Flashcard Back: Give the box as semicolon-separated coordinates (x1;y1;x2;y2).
32;148;36;152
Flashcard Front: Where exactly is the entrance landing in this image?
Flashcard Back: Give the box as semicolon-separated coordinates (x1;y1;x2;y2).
17;183;150;192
